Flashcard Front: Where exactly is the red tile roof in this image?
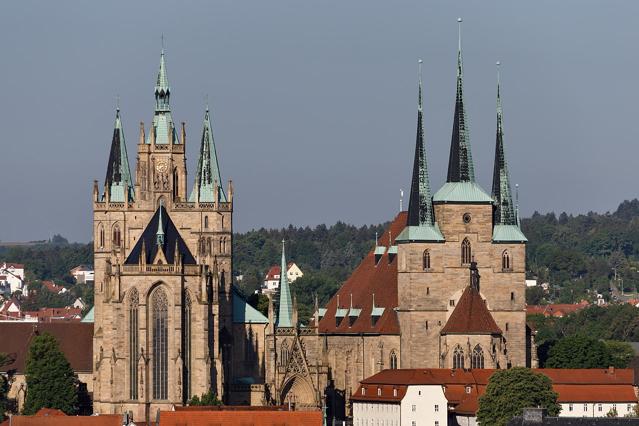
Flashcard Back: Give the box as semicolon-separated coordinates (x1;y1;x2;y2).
317;212;407;334
41;280;65;294
4;409;120;426
2;263;24;269
353;368;637;415
526;302;589;318
440;286;502;335
264;263;295;281
159;410;323;426
0;322;93;373
22;307;82;322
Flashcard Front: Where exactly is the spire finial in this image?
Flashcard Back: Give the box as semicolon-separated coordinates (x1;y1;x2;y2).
515;183;521;227
457;18;463;52
375;232;378;247
161;34;165;52
205;94;209;112
418;59;423;112
116;94;120;112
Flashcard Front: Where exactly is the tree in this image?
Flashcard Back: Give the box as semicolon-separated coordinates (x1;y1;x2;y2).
23;332;78;415
188;390;222;406
607;407;619;418
525;286;545;305
604;341;635;368
477;368;560;426
0;353;11;421
545;335;611;368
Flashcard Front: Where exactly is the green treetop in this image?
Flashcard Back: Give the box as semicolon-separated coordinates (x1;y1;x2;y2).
545;335;612;369
477;367;560;426
23;332;78;415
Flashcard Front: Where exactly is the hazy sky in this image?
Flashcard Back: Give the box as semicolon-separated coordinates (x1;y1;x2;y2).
1;1;638;243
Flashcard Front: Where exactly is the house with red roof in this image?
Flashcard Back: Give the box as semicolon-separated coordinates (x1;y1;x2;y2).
352;368;639;425
262;262;303;293
526;301;589;318
41;280;68;295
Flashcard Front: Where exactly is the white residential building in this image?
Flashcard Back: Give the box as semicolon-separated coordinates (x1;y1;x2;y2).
0;262;27;296
352;368;638;425
262;262;304;293
70;265;95;284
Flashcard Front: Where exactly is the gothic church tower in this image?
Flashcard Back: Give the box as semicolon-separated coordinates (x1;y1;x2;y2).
92;50;234;419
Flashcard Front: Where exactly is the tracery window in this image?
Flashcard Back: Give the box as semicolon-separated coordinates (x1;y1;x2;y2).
182;292;192;402
461;238;471;265
502;250;511;271
423;249;431;270
389;351;398;369
453;345;464;369
471;344;485;369
152;288;168;400
128;289;139;400
280;342;289;366
113;224;121;248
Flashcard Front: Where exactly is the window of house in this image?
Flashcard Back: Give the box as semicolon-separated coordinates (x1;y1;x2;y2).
569;404;573;412
435;422;439;426
434;404;439;412
377;387;381;396
412;404;416;412
362;387;365;395
426;287;430;295
598;404;603;412
505;322;509;331
461;238;471;265
502;250;511;271
393;388;397;397
511;292;515;301
584;404;588;411
411;422;416;426
449;300;455;307
425;321;429;330
423;249;431;270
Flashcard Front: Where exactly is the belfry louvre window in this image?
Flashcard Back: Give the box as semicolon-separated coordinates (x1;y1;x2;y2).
423;249;431;270
152;288;168;400
461;238;471;265
453;345;464;369
128;289;139;400
471;345;485;369
502;250;511;271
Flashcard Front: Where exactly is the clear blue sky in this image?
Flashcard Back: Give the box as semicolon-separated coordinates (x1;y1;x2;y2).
1;1;638;242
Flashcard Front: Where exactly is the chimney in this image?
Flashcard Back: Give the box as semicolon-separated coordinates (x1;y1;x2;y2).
522;407;546;424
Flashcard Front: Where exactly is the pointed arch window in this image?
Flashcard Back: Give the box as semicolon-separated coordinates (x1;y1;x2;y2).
502;250;511;271
182;292;192;402
152;288;168;400
453;345;464;369
280;341;289;367
204;216;209;229
128;289;139;400
113;224;122;248
471;345;485;369
389;350;398;369
98;224;105;249
461;238;471;265
423;249;431;270
172;168;179;200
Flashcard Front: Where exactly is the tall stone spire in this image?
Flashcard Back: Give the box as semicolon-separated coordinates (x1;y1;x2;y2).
156;202;165;247
407;60;434;227
104;107;134;202
492;64;516;226
188;106;227;202
147;49;179;144
276;240;294;328
446;18;475;183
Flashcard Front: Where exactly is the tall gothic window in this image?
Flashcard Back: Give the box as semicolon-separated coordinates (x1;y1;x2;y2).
172;169;179;200
502;250;511;271
182;292;192;402
129;289;139;400
461;238;471;265
471;345;485;369
389;351;398;369
423;249;431;270
204;216;209;229
152;288;168;400
98;224;105;248
453;345;464;369
280;342;289;367
113;224;121;248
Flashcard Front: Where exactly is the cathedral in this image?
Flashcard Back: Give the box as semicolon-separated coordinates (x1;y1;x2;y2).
92;28;533;421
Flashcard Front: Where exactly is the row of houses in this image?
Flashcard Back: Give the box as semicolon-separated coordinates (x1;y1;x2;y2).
0;297;86;322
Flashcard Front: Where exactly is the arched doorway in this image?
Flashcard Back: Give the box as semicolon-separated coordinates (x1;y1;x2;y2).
280;376;316;409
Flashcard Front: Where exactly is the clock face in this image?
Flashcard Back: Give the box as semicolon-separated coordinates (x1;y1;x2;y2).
156;160;168;173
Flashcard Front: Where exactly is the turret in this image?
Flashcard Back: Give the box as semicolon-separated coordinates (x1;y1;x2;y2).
189;106;227;203
276;240;294;328
103;107;134;202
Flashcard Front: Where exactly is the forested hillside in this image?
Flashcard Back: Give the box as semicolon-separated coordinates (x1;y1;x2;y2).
5;199;639;320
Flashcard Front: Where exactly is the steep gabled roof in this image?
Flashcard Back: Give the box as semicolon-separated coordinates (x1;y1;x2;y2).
317;213;406;334
440;286;502;335
125;205;196;265
232;287;268;324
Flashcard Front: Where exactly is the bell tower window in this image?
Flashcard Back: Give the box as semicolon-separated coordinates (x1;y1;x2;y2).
423;249;431;270
502;250;511;271
461;238;471;265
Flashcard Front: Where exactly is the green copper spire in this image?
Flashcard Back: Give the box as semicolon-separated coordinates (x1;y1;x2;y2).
407;60;434;226
188;106;227;203
276;240;294;328
396;61;444;243
147;49;179;145
492;64;516;226
156;202;165;247
104;107;134;202
446;18;475;183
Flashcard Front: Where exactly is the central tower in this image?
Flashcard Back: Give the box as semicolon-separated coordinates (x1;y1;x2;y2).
92;50;234;419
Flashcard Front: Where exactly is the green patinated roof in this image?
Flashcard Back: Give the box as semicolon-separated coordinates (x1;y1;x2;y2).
492;224;527;242
81;306;94;323
189;108;227;203
387;245;398;255
335;307;348;318
396;224;445;243
348;307;361;317
371;306;385;317
318;308;327;317
374;246;386;256
147;50;179;144
276;241;294;328
232;287;268;324
433;182;493;203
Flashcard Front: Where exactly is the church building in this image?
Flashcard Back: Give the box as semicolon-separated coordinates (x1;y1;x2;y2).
92;50;268;419
264;26;534;419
